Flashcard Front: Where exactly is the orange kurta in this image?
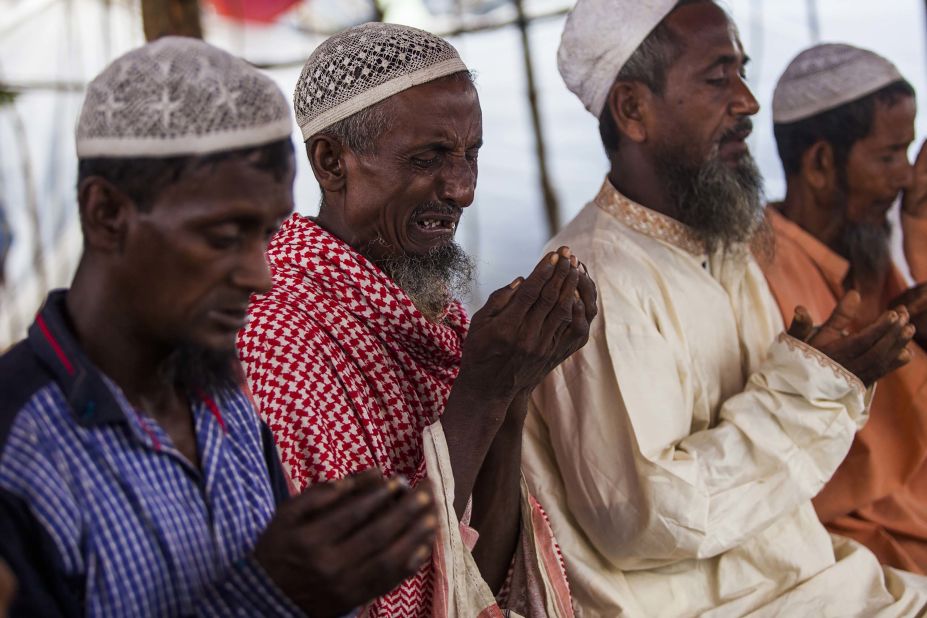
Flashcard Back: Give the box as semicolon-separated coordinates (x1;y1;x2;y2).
761;206;927;574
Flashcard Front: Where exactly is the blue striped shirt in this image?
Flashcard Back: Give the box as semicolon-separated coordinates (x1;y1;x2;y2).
0;291;303;617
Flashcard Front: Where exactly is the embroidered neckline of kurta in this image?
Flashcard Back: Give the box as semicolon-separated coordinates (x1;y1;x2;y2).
594;179;706;256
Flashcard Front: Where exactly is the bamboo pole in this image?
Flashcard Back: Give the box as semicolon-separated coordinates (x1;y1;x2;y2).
513;0;560;236
805;0;820;43
141;0;202;41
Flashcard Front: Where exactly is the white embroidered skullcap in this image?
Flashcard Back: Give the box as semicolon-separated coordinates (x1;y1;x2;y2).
294;22;469;141
76;37;292;158
773;43;905;124
558;0;678;118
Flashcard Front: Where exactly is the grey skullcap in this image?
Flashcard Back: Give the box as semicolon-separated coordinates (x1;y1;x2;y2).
558;0;678;117
773;43;906;124
294;22;468;141
76;37;292;158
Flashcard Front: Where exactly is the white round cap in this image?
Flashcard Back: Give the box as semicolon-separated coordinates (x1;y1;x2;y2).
76;37;292;158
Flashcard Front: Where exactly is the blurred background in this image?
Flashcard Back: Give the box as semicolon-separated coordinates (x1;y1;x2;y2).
0;0;925;349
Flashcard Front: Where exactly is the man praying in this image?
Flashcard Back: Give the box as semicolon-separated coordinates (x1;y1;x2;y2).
0;37;440;617
522;1;927;615
762;43;927;575
238;22;591;618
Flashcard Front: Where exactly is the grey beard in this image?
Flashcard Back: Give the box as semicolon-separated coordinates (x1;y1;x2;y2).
371;240;475;321
159;343;239;397
655;147;766;253
837;219;892;286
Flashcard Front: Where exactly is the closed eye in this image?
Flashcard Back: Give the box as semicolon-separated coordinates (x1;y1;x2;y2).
412;155;440;169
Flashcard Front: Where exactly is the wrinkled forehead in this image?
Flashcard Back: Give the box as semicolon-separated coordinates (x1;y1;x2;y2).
382;76;483;141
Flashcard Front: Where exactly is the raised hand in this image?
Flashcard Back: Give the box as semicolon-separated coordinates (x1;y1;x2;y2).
458;246;597;402
902;140;927;219
253;470;436;618
792;291;915;386
890;282;927;349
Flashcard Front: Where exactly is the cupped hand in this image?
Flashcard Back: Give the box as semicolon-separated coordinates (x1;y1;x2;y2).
890;282;927;349
458;246;597;402
790;291;915;386
253;469;436;618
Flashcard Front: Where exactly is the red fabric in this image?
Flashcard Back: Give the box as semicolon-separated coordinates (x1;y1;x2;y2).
208;0;298;23
238;214;468;616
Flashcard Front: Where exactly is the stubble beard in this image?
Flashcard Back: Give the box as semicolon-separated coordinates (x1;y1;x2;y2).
159;343;239;397
832;181;892;287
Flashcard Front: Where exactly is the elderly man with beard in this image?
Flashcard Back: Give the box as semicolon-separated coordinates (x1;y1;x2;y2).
521;1;927;616
0;38;444;618
761;44;927;575
238;23;591;618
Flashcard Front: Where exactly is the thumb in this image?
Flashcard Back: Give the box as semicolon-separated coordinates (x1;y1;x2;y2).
483;277;523;317
787;306;815;341
815;290;860;346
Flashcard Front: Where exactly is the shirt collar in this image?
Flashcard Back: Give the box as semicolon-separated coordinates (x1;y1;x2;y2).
27;289;127;427
766;205;850;292
594;178;707;256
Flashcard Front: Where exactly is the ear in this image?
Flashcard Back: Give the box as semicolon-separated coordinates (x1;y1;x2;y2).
306;136;347;194
607;81;650;144
77;177;133;253
801;140;838;192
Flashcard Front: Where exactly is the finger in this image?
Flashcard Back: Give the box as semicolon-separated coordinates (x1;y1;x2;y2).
351;511;438;596
787;306;815;341
568;294;591;346
505;253;559;320
904;285;927;315
305;477;405;540
838;309;905;357
539;263;580;341
522;248;575;335
889;343;916;372
284;469;385;520
577;264;597;323
338;486;436;564
854;316;914;383
483;277;523;317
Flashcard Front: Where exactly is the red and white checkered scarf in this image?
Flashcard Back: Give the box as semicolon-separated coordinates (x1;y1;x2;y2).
238;214;468;616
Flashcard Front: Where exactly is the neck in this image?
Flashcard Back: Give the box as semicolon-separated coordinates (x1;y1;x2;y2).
313;199;373;259
67;260;180;412
779;180;843;252
608;152;679;220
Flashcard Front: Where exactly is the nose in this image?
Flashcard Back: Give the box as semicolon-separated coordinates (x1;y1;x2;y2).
234;240;273;295
439;154;477;208
730;77;760;117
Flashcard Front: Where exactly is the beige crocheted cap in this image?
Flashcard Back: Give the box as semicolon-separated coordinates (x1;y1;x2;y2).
76;37;292;158
773;43;905;124
294;22;469;141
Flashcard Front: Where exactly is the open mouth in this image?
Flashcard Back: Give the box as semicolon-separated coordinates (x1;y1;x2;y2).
413;215;458;234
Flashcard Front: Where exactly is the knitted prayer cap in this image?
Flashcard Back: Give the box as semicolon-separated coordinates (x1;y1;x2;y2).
294;22;469;141
773;43;905;124
76;37;292;158
559;0;678;118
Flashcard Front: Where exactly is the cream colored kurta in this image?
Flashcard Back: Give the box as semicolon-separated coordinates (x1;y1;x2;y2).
523;180;927;617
